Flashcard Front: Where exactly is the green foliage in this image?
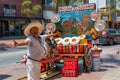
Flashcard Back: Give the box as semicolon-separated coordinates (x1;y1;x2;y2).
76;0;83;2
22;0;32;7
21;0;41;19
100;2;120;15
32;5;41;15
52;0;70;11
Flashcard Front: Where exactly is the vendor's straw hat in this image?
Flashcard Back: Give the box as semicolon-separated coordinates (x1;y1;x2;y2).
24;21;43;36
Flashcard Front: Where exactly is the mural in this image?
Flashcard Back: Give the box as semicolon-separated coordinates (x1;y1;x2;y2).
52;3;106;40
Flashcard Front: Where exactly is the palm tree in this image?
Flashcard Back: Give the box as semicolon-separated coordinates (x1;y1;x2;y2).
116;0;120;12
99;0;120;27
52;0;69;11
100;0;120;15
21;0;41;20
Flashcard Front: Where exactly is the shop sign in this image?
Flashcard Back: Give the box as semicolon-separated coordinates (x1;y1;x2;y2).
116;13;120;21
102;16;108;21
3;8;16;17
117;13;120;17
58;3;96;13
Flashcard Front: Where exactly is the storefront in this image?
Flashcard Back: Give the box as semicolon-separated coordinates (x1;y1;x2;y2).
0;0;43;38
0;18;31;38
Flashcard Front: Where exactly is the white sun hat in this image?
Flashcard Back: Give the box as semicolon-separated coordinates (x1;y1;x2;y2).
62;37;71;45
54;38;63;45
70;36;80;45
24;21;43;36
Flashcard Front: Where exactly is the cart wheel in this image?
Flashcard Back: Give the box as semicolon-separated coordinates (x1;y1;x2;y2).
86;67;92;73
84;47;93;72
83;60;92;73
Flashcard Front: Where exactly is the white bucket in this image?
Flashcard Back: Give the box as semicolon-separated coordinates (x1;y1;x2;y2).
92;54;100;62
93;62;101;71
93;57;101;62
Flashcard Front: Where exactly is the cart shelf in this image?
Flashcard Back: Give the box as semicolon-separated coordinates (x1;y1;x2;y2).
59;54;84;58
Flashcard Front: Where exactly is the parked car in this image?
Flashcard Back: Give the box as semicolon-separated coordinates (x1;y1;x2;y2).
99;29;120;45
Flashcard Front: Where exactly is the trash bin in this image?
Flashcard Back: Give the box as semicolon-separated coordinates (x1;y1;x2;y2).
91;45;102;71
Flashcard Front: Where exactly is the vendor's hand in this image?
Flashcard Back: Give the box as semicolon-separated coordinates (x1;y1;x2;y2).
12;40;18;48
50;32;55;36
47;32;55;37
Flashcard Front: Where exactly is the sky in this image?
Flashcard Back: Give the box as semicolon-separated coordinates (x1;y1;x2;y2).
89;0;106;9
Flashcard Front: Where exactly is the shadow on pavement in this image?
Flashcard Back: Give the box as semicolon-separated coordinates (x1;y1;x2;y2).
101;54;120;71
0;48;7;51
99;68;107;72
101;54;120;66
101;65;117;69
48;74;62;80
0;74;12;80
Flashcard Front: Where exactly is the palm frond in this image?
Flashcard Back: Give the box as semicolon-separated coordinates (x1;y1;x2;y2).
32;5;41;15
21;0;41;19
52;0;71;10
52;0;58;10
22;0;32;7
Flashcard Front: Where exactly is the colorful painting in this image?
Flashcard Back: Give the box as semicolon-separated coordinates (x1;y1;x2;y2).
56;3;96;38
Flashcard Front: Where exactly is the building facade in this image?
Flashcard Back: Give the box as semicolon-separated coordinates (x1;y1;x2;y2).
0;0;93;38
0;0;43;38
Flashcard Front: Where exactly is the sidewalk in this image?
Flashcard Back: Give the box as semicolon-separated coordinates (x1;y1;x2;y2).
1;62;120;80
0;39;120;80
0;64;27;80
99;67;120;80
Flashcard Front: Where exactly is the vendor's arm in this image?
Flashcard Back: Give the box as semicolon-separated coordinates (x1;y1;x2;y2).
46;32;55;37
13;39;29;48
40;32;55;40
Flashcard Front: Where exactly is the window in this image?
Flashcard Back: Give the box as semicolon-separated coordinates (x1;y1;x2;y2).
45;0;52;6
43;0;52;6
4;4;9;9
42;0;45;5
11;5;16;10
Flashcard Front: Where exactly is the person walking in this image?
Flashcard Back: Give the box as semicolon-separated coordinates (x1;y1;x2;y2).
12;21;55;80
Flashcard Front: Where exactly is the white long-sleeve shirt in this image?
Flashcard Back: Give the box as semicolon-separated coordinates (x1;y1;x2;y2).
26;35;47;60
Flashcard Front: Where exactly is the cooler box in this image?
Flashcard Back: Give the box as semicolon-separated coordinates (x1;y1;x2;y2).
64;58;78;66
62;66;78;77
62;58;79;77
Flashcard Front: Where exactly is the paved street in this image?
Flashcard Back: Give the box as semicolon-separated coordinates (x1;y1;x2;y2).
0;46;26;67
0;39;120;80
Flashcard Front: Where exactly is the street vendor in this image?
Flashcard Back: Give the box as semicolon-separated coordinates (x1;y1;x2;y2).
12;21;55;80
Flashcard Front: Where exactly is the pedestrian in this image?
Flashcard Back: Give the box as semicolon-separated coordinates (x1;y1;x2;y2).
12;21;55;80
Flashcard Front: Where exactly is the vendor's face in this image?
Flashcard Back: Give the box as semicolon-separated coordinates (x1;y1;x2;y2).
30;27;39;36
